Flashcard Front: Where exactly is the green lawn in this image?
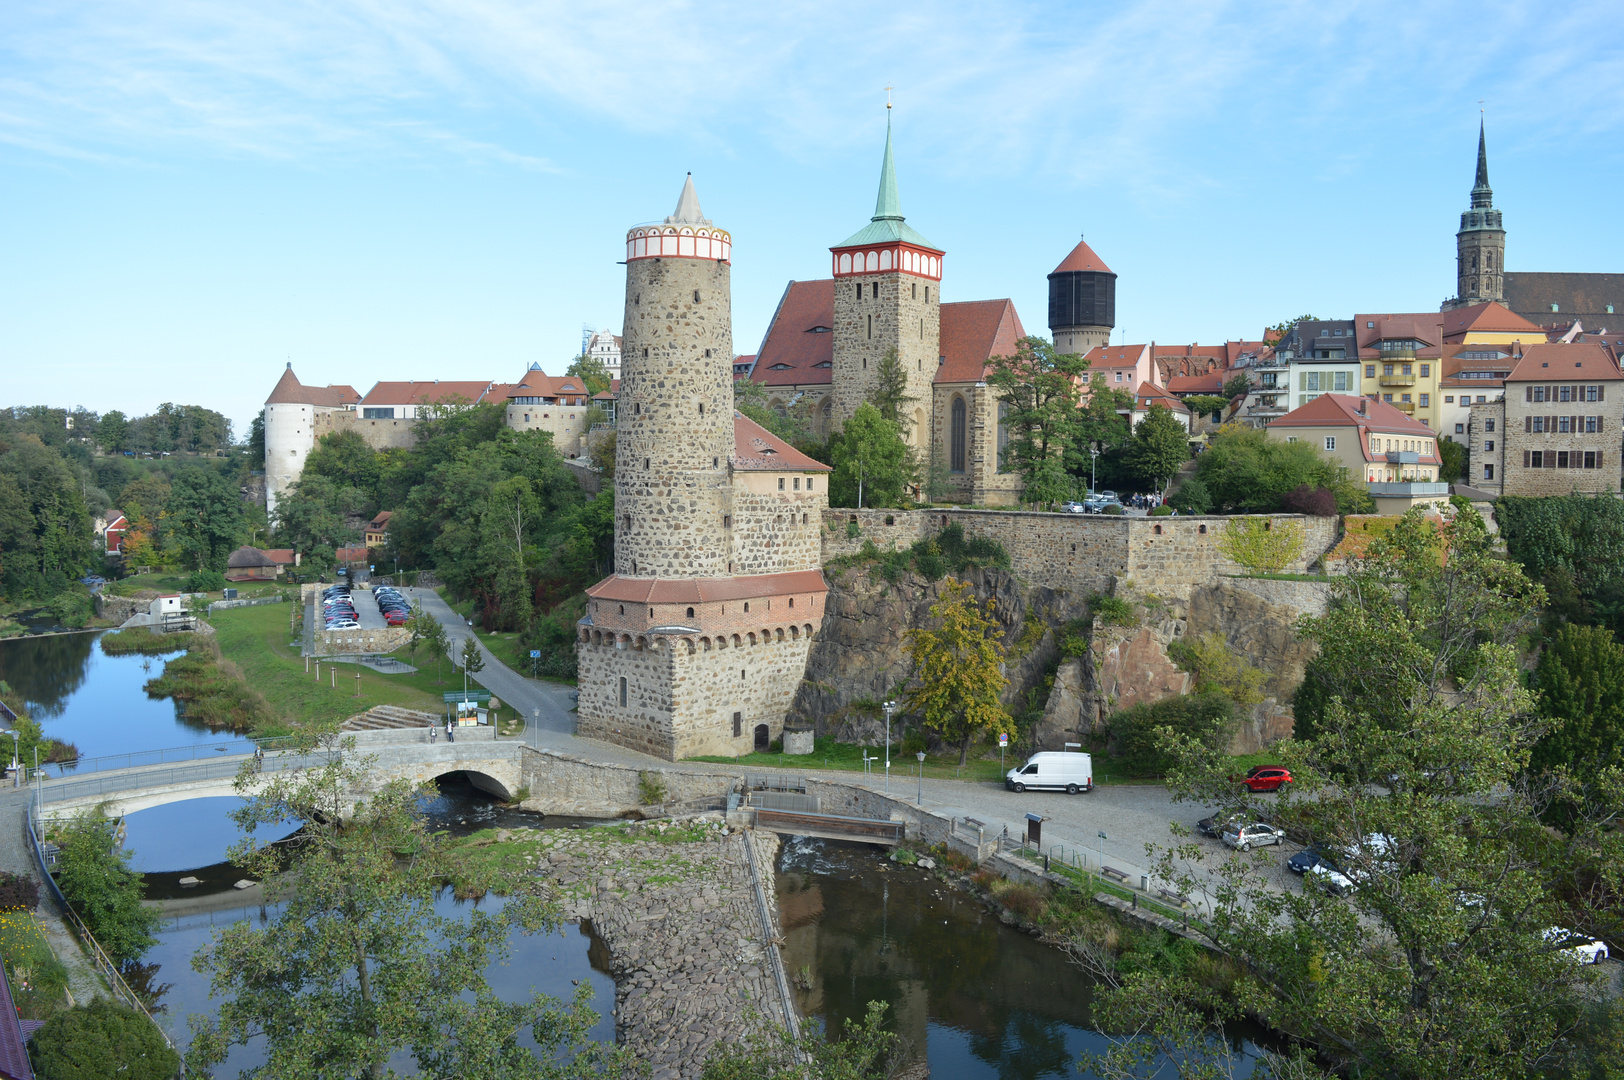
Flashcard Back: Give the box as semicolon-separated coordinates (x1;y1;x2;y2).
438;588;578;687
206;604;523;733
686;736;1286;786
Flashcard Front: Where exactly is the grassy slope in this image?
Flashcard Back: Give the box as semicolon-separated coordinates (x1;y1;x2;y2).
207;604;523;732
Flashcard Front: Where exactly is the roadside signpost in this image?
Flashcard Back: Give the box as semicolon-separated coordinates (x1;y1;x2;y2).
530;649;541;677
999;731;1008;773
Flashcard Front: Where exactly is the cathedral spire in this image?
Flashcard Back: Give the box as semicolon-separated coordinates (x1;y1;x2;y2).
1470;118;1493;209
873;113;902;222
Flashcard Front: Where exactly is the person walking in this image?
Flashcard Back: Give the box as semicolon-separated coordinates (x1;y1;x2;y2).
446;720;455;744
430;723;437;744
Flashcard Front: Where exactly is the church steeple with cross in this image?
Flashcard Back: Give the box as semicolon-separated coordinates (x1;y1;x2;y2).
1447;118;1506;309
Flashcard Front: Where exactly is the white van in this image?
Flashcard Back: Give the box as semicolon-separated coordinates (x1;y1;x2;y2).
1005;752;1093;794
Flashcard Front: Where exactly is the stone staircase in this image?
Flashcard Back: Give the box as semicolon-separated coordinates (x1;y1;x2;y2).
340;705;441;731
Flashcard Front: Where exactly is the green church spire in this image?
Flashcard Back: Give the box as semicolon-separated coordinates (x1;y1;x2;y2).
873;113;902;221
833;108;940;252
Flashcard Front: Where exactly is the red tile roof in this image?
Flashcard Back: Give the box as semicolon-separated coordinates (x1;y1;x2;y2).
936;299;1026;384
732;412;831;472
335;546;370;563
507;369;593;401
751;280;836;387
1268;394;1438;462
262;548;297;565
1355;313;1444;353
1166;374;1226;395
1441;301;1545;342
588;569;828;605
1135;382;1190;412
1051;238;1112;275
265;366;360;407
1083;344;1150;369
359;381;502;406
1506;342;1624;382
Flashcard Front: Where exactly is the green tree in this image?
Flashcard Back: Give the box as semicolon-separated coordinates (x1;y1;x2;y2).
1107;692;1238;777
733;379;817;452
1531;622;1624;787
1195;424;1370;514
247;409;266;470
1438;436;1467;481
565;354;612;398
56;814;160;966
478;476;540;632
167;467;244;570
0;432;94;601
987;336;1086;503
1220;373;1253;400
1126;403;1189;490
700;1000;898;1080
188;737;629;1079
1182;395;1230;423
902;577;1013;765
1073;374;1135;491
94;410;129;454
828;402;914;508
461;635;485;678
1095;506;1624;1080
870;347;916;425
1167;476;1211;514
29;998;179;1080
1263;314;1320;348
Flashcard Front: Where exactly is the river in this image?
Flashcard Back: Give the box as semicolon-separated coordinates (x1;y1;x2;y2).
4;629;1224;1078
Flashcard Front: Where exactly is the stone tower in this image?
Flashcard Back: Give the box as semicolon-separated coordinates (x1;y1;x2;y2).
829;111;943;450
1447;120;1506;309
1047;237;1116;355
612;174;735;580
577;177;832;761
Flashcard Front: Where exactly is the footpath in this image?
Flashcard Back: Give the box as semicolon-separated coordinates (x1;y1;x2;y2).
0;788;108;1005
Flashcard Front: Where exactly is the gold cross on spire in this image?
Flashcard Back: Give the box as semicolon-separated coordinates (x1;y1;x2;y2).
885;85;893;110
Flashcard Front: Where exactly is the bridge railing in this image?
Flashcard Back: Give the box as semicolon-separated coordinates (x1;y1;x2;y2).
26;808;186;1076
34;745;337;815
33;735;304;781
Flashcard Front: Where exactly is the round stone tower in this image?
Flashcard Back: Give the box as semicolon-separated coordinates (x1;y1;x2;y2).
1047;236;1116;355
615;175;736;579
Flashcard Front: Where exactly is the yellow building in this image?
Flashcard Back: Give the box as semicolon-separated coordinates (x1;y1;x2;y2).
1266;393;1449;515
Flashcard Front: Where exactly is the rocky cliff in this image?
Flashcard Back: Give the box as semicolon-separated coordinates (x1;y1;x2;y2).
798;559;1331;757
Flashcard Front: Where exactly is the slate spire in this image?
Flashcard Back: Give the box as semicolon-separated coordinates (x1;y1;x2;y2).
1470;118;1494;209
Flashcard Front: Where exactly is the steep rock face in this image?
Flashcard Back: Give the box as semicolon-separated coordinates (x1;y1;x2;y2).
791;565;1089;744
1186;580;1327;700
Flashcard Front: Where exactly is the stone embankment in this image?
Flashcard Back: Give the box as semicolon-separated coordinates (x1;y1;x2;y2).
517;819;792;1080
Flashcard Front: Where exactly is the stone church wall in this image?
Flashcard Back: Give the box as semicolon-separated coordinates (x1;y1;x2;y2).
931;383;1022;506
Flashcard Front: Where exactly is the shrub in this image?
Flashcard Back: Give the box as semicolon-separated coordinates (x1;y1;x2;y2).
898;729;928;756
1217;517;1305;573
1168;477;1212;515
990;879;1048;920
1102;504;1124;515
1165;633;1266;706
1058;617;1092;658
1148;504;1174;517
1280;483;1339;517
48;590;92;628
0;872;39;912
940;848;975;872
28;998;179;1080
1089;594;1134;627
846;520;861;539
1107;692;1239;776
637;771;668;806
185;569;226;592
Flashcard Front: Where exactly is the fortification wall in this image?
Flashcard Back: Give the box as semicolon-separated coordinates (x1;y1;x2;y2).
820;508;1339;599
729;478;825;576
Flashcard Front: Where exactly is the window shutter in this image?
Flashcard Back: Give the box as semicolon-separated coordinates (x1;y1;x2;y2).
1525;416;1531;433
1525;386;1532;402
1523;450;1530;468
1600;385;1606;402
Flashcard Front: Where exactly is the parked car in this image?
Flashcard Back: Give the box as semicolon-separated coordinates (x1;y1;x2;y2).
1237;767;1292;792
1197;812;1241;838
1083;496;1123;514
1004;751;1094;794
1545;928;1609;964
1287;844;1338;874
384;610;408;626
1221;823;1287;851
1061;501;1088;514
1306;861;1354;895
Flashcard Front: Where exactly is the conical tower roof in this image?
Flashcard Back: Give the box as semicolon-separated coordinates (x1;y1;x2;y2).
833;113;940;252
1051;237;1113;275
665;173;711;226
1470;119;1494;209
266;363;305;404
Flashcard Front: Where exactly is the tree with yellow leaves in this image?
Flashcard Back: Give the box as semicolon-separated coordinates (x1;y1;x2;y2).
903;578;1014;766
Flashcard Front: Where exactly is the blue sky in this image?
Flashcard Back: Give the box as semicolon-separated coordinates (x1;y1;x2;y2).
4;0;1622;437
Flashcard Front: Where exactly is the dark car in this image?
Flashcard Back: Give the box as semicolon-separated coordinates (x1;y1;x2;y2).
1288;844;1338;875
1197;812;1240;838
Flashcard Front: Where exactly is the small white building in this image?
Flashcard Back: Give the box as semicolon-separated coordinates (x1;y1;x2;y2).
586;329;622;377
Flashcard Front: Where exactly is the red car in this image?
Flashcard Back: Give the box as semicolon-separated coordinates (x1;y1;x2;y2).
384;609;408;626
1238;767;1292;792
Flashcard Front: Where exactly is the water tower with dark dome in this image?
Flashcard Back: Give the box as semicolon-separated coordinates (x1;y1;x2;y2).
1047;237;1116;355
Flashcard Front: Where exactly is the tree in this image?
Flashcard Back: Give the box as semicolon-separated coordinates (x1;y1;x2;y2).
1167;476;1211;514
1438;436;1467;481
478;476;539;632
188;737;630;1079
1107;692;1238;777
167;468;244;571
56;814;160;966
870;348;916;425
247;409;266;470
1073;374;1135;492
987;337;1086;503
1194;425;1371;514
1126;403;1189;490
1093;505;1624;1080
565;354;612;398
95;410;129;454
1263;314;1320;348
1220;373;1253;400
1531;622;1624;788
1182;395;1230;423
461;635;485;678
902;577;1013;765
828;402;914;508
733;379;816;452
700;1000;898;1080
29;998;179;1080
589;429;617;479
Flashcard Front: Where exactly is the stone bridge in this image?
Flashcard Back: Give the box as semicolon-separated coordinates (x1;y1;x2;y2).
36;732;525;820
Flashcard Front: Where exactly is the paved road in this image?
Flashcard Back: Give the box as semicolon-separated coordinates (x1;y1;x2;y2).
399;587;1302;902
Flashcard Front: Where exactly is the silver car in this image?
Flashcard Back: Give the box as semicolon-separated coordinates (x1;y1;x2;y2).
1220;823;1286;851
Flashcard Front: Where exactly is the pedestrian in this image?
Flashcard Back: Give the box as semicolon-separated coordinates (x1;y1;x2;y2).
430;724;437;744
447;720;456;744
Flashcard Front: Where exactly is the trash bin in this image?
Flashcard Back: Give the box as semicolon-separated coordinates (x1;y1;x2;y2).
223;588;238;600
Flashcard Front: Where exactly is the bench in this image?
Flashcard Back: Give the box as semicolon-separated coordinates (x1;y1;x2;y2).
1100;865;1130;883
1157;887;1190;908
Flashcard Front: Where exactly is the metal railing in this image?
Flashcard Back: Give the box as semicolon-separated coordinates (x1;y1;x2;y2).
36;736;302;780
27;809;184;1075
35;745;335;815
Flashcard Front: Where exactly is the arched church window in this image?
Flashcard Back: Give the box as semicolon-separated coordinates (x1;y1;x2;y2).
951;397;967;474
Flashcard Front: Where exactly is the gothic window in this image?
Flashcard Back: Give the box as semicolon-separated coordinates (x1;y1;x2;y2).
950;397;967;474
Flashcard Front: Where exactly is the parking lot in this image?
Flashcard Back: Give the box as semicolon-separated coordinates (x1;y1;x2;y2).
314;583;389;631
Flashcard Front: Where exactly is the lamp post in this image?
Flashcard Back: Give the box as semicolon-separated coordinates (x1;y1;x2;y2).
882;700;896;794
1089;446;1099;496
916;751;925;805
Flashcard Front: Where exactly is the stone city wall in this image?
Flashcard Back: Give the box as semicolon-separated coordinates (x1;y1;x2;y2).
505;403;591;459
820;508;1339;599
316;627;411;656
729;478;826;576
516;746;732;816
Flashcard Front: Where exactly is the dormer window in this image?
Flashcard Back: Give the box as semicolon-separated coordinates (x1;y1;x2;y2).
806;325;832;334
813;361;832;369
769;363;792;370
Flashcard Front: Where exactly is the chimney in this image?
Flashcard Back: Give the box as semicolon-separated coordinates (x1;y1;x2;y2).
1359;398;1368;416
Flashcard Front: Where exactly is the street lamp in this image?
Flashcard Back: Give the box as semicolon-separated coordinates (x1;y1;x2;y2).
1089;446;1099;496
882;700;896;793
916;751;925;805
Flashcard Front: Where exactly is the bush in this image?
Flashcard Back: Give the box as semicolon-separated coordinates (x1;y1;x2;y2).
637;771;668;806
899;729;928;755
0;871;39;912
1148;504;1174;517
28;998;179;1080
48;590;92;628
1089;594;1134;627
1107;692;1239;776
1058;618;1092;658
1168;477;1212;515
1217;517;1306;573
1165;633;1266;706
55;816;160;964
1280;483;1339;517
1102;504;1124;515
185;569;226;592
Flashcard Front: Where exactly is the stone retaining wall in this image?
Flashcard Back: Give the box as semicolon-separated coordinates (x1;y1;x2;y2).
316;627;411;656
517;747;734;817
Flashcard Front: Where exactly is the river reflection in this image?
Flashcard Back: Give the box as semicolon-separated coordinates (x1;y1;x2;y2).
777;837;1252;1080
0;632;244;758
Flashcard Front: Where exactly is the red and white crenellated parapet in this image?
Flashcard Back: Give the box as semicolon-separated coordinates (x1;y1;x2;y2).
626;225;732;263
830;243;941;280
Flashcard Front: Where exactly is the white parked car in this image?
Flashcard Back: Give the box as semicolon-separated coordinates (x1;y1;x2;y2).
1005;751;1094;794
1220;823;1286;851
1545;927;1610;964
